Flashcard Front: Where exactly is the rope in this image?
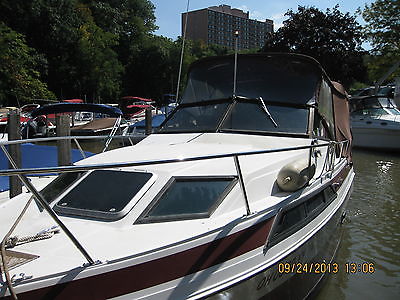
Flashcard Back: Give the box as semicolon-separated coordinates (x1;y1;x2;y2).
5;226;60;249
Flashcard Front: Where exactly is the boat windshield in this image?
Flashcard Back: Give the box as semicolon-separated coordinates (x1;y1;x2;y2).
160;55;319;135
351;97;400;116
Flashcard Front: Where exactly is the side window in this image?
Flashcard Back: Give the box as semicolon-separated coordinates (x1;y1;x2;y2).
305;192;325;215
269;185;337;246
137;177;236;223
273;203;306;237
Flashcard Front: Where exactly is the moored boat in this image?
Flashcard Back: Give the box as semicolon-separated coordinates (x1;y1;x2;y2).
22;103;125;138
0;53;354;300
350;95;400;151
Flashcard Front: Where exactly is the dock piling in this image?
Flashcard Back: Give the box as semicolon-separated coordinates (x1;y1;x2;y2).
56;114;71;166
145;107;152;135
7;109;22;197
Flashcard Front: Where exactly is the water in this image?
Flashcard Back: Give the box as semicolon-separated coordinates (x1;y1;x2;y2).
316;149;400;299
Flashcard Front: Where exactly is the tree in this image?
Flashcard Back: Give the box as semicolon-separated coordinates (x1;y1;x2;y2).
0;23;55;106
262;6;367;88
0;0;125;102
362;0;400;82
122;35;181;99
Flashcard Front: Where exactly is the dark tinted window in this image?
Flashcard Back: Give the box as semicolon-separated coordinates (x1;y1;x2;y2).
55;170;152;216
159;103;229;132
270;187;337;246
276;204;306;234
181;55;320;105
138;177;235;223
324;185;337;203
40;172;84;203
306;193;325;214
222;102;308;134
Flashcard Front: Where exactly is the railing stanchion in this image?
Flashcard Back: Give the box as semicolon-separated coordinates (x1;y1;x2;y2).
0;144;95;265
234;155;251;215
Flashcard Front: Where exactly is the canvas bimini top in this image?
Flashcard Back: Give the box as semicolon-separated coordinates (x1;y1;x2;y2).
159;53;352;154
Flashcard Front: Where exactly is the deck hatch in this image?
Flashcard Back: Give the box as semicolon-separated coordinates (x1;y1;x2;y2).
137;176;237;223
54;170;153;219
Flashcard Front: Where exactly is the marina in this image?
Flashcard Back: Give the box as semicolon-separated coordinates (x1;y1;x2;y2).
1;1;398;299
0;53;354;299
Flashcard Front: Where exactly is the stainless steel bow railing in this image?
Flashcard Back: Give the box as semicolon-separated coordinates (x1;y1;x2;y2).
0;134;350;299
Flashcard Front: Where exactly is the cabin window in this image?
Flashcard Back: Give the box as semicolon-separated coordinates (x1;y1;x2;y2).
54;170;153;220
305;192;325;215
324;185;337;203
274;204;307;236
221;102;308;134
159;103;229;132
269;186;337;246
137;176;236;223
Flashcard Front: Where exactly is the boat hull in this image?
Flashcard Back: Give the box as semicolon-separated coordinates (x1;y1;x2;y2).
206;180;351;300
1;167;353;300
351;114;400;151
351;126;400;151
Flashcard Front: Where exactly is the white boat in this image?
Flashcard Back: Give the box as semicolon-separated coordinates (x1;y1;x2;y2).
350;95;400;151
0;53;354;300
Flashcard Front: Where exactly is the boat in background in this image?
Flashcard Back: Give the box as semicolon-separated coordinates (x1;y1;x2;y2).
22;103;125;138
123;114;166;137
0;104;40;134
0;53;354;300
350;95;400;151
119;96;158;123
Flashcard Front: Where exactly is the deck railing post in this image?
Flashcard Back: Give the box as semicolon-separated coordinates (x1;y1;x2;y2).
234;155;251;215
394;77;400;108
7;109;22;197
56;114;71;166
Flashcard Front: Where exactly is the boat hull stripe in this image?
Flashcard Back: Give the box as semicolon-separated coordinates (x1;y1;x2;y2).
9;218;274;299
6;165;351;300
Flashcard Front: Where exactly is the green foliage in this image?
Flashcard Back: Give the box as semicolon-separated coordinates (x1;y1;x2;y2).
362;0;400;83
0;0;154;104
362;0;400;55
0;23;55;106
262;5;367;88
123;35;179;99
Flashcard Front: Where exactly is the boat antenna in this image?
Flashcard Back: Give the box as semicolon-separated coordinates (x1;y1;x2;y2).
233;30;239;98
175;0;190;104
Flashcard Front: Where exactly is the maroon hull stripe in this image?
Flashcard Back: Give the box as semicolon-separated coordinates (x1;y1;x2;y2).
11;218;274;300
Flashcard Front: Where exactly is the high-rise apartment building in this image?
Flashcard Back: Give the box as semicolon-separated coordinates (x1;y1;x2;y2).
182;5;273;50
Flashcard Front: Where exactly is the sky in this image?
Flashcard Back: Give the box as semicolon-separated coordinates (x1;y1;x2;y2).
151;0;374;39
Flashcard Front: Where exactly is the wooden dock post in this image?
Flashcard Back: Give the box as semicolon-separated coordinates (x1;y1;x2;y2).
56;114;71;166
394;77;400;108
7;109;22;197
145;107;152;135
